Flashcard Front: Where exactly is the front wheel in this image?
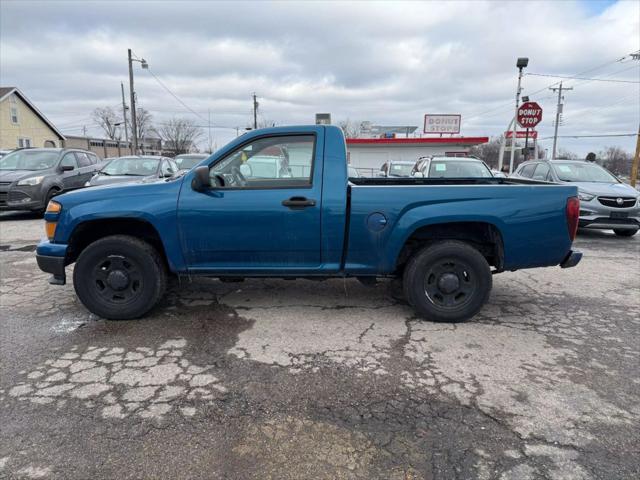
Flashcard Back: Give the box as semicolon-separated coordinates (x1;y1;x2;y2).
403;241;492;323
613;229;637;237
73;235;167;320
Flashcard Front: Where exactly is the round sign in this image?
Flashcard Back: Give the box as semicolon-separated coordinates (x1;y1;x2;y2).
517;101;543;128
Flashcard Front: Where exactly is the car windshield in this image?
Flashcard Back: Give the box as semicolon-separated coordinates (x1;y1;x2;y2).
101;157;160;176
175;155;205;170
389;163;414;176
427;160;492;178
0;150;59;171
553;162;619;183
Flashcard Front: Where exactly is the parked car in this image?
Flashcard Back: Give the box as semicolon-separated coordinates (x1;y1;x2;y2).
174;153;209;171
0;148;100;213
36;125;581;323
512;159;640;236
85;156;178;187
412;156;494;178
0;149;14;158
380;160;415;177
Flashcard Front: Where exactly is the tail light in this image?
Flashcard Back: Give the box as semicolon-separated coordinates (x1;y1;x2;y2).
566;196;580;241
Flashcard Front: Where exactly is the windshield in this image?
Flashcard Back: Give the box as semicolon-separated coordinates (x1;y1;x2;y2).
101;157;160;176
389;163;414;177
553;162;619;183
427;160;492;178
175;155;205;170
0;150;59;171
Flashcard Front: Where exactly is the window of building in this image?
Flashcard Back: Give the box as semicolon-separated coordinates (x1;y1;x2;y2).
18;138;31;148
10;106;18;124
89;140;104;147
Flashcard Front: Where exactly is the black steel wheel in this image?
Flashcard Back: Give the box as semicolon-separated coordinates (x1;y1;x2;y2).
73;235;166;320
403;241;492;323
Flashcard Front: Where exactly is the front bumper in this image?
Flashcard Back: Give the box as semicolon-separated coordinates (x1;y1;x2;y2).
560;250;582;269
0;186;46;211
578;198;640;231
36;240;68;285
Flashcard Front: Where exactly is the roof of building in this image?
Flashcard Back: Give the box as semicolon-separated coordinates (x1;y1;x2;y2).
0;87;65;140
346;137;488;146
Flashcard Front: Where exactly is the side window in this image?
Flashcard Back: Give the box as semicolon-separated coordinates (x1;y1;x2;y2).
75;152;92;168
210;135;315;189
532;163;550;181
88;153;99;165
520;163;537;178
60;153;77;169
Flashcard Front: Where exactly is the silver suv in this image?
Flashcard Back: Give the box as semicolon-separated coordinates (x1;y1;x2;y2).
512;160;640;237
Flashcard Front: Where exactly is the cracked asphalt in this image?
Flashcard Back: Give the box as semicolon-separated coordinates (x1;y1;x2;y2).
1;211;639;479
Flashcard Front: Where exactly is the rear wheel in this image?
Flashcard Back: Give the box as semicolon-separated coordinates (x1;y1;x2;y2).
613;229;637;237
403;241;492;323
73;235;166;320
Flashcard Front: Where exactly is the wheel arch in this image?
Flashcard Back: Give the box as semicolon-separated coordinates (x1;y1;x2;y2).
394;220;505;274
65;218;172;271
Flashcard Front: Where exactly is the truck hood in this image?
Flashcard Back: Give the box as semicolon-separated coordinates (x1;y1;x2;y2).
0;170;42;183
54;175;184;208
568;181;639;197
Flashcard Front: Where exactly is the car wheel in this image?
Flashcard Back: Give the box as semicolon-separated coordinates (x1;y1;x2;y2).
613;229;637;237
403;241;492;323
73;235;167;320
36;188;59;215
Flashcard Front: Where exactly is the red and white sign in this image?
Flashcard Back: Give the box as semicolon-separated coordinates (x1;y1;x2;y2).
517;102;543;128
505;130;538;139
424;114;461;134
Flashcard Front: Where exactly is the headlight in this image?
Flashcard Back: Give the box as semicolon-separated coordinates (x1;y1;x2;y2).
578;192;595;202
17;175;45;186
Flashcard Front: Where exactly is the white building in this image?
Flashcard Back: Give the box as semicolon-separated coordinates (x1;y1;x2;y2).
346;136;489;175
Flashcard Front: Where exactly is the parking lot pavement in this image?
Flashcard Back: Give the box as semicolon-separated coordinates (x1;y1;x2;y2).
0;215;638;480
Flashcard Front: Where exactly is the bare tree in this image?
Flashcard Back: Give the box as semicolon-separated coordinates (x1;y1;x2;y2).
469;137;502;169
92;107;121;140
600;146;631;176
338;119;365;138
556;148;578;160
157;118;202;155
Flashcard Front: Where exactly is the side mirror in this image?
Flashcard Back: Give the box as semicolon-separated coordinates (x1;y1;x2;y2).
191;165;211;191
60;164;75;172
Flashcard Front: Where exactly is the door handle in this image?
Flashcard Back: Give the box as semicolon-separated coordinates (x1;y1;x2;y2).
282;196;316;209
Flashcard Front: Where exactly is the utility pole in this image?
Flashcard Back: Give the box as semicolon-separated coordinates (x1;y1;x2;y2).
549;82;573;159
128;48;139;155
120;82;131;154
508;58;528;174
252;93;258;130
630;122;640;188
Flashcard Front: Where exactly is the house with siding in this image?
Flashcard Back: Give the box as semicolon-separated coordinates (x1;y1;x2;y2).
0;87;65;150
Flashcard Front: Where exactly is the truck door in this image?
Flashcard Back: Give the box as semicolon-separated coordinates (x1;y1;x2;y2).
177;131;323;272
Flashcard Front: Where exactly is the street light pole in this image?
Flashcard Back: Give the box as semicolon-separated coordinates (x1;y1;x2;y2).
509;57;528;174
128;49;138;155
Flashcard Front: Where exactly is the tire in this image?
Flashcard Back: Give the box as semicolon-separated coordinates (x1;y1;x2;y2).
403;241;492;323
36;188;59;215
613;229;637;237
73;235;167;320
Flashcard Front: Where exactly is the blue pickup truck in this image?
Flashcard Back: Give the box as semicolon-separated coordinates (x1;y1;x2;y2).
36;125;582;322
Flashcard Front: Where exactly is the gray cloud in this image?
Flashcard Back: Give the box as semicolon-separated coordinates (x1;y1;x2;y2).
1;0;638;154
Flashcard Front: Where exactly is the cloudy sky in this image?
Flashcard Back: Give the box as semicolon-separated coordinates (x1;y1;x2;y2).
1;0;639;155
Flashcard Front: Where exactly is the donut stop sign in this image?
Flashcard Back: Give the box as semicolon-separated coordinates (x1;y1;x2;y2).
517;101;543;128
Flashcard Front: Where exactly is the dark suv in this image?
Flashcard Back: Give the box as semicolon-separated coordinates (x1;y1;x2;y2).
0;148;101;213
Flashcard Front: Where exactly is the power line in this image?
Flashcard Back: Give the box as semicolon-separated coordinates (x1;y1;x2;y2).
539;133;637;139
144;68;208;122
526;72;639;84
